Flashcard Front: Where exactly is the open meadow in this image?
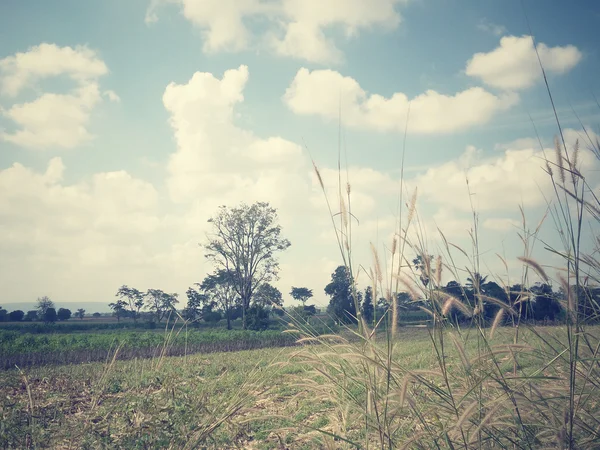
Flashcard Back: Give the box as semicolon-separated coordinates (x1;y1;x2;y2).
2;325;597;449
2;1;600;449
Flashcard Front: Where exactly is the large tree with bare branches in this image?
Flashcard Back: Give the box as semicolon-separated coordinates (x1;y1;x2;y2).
204;202;291;329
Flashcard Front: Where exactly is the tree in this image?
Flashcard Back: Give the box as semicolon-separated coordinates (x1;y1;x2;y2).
253;283;283;308
246;305;270;331
25;310;38;321
37;296;55;318
290;287;313;306
75;309;85;320
108;299;127;322
9;310;24;322
204;202;291;329
92;312;102;318
444;281;464;299
200;270;238;330
530;283;561;322
145;289;179;322
0;308;7;322
43;307;57;324
115;285;145;322
466;273;488;292
57;308;72;321
361;286;374;324
325;266;356;324
183;286;212;323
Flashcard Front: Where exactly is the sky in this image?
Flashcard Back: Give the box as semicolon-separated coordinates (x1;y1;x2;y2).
0;0;599;309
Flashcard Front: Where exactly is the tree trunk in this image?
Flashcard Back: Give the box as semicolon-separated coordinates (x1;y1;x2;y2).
226;308;231;330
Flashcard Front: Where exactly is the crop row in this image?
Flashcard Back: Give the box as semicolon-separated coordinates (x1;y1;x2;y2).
0;329;298;369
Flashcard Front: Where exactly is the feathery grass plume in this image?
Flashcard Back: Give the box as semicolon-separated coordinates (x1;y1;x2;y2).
476;294;518;316
558;274;575;320
346;181;351;195
370;242;383;285
518;256;549;283
434;255;442;287
545;159;554;177
449;333;470;372
454;401;479;431
339;195;348;232
555;136;566;184
571;139;579;174
406;187;417;225
312;160;325;190
398;373;412;408
441;295;473;317
468;401;505;446
490;308;506;339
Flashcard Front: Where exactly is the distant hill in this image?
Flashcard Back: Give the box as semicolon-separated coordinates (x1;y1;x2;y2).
0;302;111;314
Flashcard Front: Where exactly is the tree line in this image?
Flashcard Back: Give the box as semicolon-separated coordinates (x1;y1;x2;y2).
106;202;319;331
323;257;600;326
0;296;89;324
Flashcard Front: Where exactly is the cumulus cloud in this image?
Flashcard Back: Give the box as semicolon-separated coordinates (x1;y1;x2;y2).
283;68;518;134
0;43;108;97
270;0;402;63
148;0;406;63
465;35;582;90
0;65;368;305
0;43;115;150
0;157;166;302
2;84;102;149
414;128;600;212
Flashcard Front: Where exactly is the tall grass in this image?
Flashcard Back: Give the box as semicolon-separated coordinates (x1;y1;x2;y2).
278;57;600;449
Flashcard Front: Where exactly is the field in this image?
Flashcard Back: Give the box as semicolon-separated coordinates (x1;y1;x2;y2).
0;327;429;449
1;325;593;449
0;328;298;369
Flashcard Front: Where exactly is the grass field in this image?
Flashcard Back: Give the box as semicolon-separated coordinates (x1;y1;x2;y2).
0;328;300;369
0;325;583;449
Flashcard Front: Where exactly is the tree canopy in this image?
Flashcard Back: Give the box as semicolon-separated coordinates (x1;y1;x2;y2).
204;202;290;329
290;287;313;305
325;265;356;324
199;270;238;330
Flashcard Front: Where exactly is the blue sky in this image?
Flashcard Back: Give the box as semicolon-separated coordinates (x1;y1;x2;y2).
0;0;599;308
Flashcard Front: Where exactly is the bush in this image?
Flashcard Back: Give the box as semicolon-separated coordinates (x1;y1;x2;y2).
204;311;222;323
8;310;24;322
246;306;270;331
43;308;57;324
57;308;72;321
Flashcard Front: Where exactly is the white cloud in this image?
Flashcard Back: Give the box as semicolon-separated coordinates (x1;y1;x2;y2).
465;35;582;90
149;0;406;63
270;0;402;63
0;43;115;150
162;65;306;204
0;43;108;97
0;157;167;302
284;68;519;134
170;0;272;53
414;128;600;213
2;84;101;149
